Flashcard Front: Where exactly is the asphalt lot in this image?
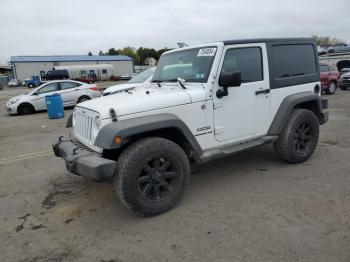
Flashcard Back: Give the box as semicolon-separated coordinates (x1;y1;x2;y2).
0;85;349;262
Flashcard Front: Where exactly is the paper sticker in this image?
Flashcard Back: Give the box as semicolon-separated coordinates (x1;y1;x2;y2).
197;48;217;57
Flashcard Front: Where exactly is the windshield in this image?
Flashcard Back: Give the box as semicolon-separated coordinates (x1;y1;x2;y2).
152;47;217;83
128;68;154;84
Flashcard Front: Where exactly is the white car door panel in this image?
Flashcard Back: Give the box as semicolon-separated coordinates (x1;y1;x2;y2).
31;82;59;110
59;81;81;106
213;43;271;142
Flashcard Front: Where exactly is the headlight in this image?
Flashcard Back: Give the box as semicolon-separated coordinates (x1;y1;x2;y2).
92;115;102;137
9;98;19;104
95;115;102;130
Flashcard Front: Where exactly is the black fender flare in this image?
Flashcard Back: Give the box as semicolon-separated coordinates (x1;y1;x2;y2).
94;113;203;154
268;92;325;135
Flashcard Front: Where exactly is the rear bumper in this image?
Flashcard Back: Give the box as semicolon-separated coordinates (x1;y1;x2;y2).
320;98;329;124
52;137;116;181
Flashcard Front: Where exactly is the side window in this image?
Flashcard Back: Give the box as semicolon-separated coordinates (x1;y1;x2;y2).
221;47;263;83
60;82;79;90
36;83;58;94
272;44;317;79
328;65;337;72
80;70;87;77
320;65;329;72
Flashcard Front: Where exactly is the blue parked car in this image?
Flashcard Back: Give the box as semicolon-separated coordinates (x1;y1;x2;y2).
25;76;42;88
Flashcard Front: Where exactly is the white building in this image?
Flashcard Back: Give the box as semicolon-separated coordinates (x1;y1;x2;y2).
9;55;134;80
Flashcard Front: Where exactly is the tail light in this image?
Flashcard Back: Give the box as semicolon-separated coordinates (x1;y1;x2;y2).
89;85;99;91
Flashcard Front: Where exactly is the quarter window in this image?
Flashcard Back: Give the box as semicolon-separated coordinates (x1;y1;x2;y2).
320;65;329;72
60;82;79;90
221;47;263;83
272;44;317;79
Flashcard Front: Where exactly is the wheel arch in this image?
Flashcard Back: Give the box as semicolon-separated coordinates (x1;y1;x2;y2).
268;92;325;135
95;114;203;162
77;95;91;103
18;102;35;112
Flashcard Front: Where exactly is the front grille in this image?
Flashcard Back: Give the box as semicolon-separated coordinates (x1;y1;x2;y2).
72;107;101;152
74;109;93;143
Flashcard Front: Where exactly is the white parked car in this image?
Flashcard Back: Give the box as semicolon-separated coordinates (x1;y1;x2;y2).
6;80;100;115
8;79;21;87
103;67;155;96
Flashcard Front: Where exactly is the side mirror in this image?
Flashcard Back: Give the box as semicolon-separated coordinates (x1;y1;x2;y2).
216;70;241;98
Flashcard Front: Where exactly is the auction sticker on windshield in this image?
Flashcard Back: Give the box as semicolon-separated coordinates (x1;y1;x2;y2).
197;47;217;57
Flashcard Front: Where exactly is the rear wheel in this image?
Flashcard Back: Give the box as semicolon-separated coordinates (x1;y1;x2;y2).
28;83;34;88
18;104;34;115
115;137;190;216
77;96;90;103
325;81;337;95
274;109;319;163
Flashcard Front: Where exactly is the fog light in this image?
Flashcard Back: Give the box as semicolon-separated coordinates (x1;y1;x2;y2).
114;136;122;145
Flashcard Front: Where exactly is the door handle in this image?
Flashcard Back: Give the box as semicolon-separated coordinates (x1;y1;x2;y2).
255;89;270;95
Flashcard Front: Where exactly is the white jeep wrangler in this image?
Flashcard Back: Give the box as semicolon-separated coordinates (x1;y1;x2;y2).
53;38;328;216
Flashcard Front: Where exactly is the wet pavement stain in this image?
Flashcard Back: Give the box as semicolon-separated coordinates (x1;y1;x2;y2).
31;224;45;230
42;190;72;209
64;219;74;224
15;213;31;232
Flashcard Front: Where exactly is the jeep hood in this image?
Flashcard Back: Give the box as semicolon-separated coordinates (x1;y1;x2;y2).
78;86;195;118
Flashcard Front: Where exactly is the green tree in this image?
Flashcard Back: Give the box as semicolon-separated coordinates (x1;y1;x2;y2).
98;50;104;56
137;47;159;65
118;47;140;64
88;51;93;56
312;35;345;47
107;48;119;55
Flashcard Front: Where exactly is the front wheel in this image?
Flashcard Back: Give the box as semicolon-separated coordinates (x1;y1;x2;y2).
325;81;337;95
115;137;190;216
274;109;319;163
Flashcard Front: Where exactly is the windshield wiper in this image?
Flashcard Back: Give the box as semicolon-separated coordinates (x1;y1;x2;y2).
151;80;162;87
165;78;187;89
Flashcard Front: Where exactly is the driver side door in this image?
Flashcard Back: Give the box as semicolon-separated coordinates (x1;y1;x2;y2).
31;82;59;110
213;43;271;142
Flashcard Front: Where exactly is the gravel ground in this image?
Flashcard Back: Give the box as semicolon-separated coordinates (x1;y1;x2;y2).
0;86;349;262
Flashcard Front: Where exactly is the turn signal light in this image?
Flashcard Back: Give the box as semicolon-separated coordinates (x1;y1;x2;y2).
114;136;122;145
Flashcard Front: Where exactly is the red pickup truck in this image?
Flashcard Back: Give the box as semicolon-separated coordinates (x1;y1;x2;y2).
320;63;340;95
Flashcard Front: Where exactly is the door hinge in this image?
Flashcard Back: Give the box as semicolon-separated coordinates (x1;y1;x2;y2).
214;126;224;135
213;101;222;109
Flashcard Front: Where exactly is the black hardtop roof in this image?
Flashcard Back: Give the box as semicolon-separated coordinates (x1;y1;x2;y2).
223;37;315;45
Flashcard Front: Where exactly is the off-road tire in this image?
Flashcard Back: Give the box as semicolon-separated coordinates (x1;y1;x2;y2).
18;103;35;115
115;137;190;216
325;81;337;95
274;109;319;163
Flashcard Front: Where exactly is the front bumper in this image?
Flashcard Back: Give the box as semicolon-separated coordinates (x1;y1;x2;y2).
52;137;116;181
5;103;18;114
339;80;350;88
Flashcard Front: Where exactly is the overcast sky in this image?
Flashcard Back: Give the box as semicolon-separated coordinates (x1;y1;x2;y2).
0;0;349;63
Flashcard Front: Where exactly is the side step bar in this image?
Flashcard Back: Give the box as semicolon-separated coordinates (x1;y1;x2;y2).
199;135;278;162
